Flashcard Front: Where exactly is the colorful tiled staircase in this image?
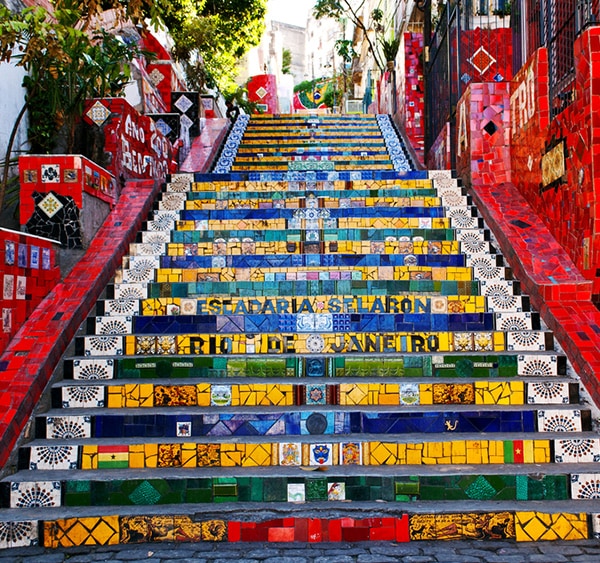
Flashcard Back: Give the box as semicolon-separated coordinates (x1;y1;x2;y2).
2;113;600;548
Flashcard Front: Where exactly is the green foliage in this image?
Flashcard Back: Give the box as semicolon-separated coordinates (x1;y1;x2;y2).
161;0;267;93
380;35;400;62
282;48;292;75
313;0;384;73
0;1;142;209
335;39;355;63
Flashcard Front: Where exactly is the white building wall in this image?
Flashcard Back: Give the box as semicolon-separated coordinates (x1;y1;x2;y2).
0;62;29;165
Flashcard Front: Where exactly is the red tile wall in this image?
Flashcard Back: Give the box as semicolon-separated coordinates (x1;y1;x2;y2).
82;98;176;185
19;155;116;226
0;230;61;354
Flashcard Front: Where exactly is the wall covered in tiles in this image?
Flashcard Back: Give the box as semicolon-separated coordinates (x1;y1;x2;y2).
402;32;425;165
455;82;511;187
19;155;116;248
83;98;176;186
0;229;60;353
507;28;600;298
248;74;279;114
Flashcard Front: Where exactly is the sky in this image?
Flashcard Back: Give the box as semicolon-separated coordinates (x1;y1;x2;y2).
267;0;315;26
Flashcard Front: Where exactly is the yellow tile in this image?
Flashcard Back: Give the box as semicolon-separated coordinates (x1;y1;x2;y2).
44;516;120;548
129;445;146;469
534;440;551;463
369;442;398;465
406;443;423;465
107;386;124;408
422;444;442;464
81;445;98;470
243;444;272;466
181;443;198;467
196;383;211;406
465;440;483;464
144;443;159;468
419;384;433;405
221;445;243;467
488;441;505;464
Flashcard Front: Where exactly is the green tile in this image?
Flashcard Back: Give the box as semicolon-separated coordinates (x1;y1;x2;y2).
305;478;327;501
249;477;264;502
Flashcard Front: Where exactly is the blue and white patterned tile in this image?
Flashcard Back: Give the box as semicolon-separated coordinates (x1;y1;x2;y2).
0;521;39;548
495;312;535;332
71;358;115;380
480;280;520;311
46;416;92;439
94;316;132;335
537;409;582;432
506;331;550;351
158;192;187;211
518;354;560;377
147;210;181;230
102;297;140;316
527;381;571;404
166;173;194;192
29;444;79;470
112;283;149;300
83;335;123;356
447;207;479;229
129;242;166;256
61;385;104;408
554;438;600;463
10;481;61;508
140;231;171;244
570;473;600;499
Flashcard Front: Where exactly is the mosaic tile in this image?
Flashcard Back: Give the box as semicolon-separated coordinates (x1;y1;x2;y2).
0;521;38;549
68;359;115;381
10;481;61;508
61;386;104;408
554;439;600;463
43;515;120;548
537;410;583;433
514;512;588;541
29;445;79;470
46;416;91;440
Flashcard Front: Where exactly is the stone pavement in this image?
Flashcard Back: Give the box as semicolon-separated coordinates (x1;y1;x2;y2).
2;540;600;562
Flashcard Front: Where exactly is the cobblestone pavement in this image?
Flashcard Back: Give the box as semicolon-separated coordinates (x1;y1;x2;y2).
2;540;600;563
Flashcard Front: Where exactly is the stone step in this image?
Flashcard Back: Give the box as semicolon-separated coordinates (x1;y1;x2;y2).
63;353;567;381
170;177;449;193
86;311;539;336
50;380;580;409
97;293;529;317
74;330;555;357
108;278;486;298
14;435;591;470
6;471;594;509
153;227;486;244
